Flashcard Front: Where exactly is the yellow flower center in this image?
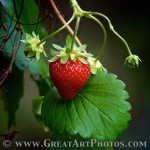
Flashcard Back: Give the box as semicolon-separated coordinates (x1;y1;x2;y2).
31;38;40;45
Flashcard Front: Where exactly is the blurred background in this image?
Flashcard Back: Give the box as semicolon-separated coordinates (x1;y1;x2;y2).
0;0;150;149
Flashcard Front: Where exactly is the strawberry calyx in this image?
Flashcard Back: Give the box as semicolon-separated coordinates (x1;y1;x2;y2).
48;35;93;64
21;31;47;61
125;54;141;68
49;35;106;74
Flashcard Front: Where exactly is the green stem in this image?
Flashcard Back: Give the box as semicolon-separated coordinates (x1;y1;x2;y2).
70;0;81;13
88;11;132;55
111;29;132;55
85;14;107;60
37;15;75;46
70;0;78;6
70;17;81;52
50;0;82;46
70;0;78;10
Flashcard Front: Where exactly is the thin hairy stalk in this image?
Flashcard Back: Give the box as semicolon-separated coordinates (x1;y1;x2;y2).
71;17;81;52
37;14;75;45
1;3;49;25
88;12;132;55
0;30;22;86
49;0;82;46
85;14;107;60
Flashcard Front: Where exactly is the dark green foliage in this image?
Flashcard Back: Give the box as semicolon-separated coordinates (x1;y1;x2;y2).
0;57;24;128
42;71;131;141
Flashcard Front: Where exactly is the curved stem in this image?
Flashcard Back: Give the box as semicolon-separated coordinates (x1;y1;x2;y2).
85;14;107;60
49;0;82;46
88;11;132;55
111;29;132;55
71;17;81;52
37;15;75;45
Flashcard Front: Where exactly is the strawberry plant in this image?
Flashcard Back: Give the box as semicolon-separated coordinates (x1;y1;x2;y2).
0;0;141;149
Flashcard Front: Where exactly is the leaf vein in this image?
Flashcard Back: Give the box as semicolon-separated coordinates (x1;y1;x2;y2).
80;94;120;132
65;104;74;132
73;100;87;134
79;94;102;134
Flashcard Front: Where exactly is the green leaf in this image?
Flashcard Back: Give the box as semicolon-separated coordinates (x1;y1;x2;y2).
50;49;58;56
36;57;49;78
32;96;49;132
15;0;46;36
91;67;97;74
32;76;51;96
60;55;69;64
32;57;52;96
48;57;59;63
70;54;76;61
32;96;44;115
1;0;47;76
78;57;88;64
32;74;52;131
41;71;131;141
0;58;24;128
52;44;64;51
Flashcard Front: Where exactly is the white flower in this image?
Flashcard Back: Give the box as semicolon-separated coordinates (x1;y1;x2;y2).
21;31;47;61
87;57;106;74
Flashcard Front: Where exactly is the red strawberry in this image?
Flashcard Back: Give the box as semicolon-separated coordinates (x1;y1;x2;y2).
49;58;90;100
48;35;94;100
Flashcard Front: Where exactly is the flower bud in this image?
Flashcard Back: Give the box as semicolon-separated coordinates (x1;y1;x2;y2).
125;54;141;68
21;31;47;61
87;57;106;74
